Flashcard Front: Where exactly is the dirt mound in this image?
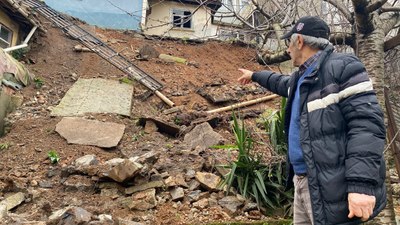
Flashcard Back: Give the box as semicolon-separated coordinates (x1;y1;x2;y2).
0;17;283;225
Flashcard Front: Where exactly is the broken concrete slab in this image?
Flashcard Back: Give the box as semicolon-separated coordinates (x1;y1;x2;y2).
184;122;225;150
0;192;25;211
56;117;125;148
125;180;164;195
51;78;133;117
195;172;221;191
138;117;181;137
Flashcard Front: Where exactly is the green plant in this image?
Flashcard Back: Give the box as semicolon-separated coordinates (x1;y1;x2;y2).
119;77;133;85
0;142;12;150
11;48;29;60
48;150;60;164
219;112;293;216
33;77;44;89
260;97;287;155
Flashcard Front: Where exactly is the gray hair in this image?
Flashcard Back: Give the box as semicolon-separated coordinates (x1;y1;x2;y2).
291;33;330;50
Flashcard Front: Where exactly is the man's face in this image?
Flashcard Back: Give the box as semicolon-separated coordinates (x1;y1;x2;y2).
285;35;302;67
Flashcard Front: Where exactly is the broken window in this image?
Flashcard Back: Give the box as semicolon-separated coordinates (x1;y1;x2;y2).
172;9;192;29
0;25;12;49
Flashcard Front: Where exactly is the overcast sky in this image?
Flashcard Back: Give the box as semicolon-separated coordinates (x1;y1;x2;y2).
45;0;142;14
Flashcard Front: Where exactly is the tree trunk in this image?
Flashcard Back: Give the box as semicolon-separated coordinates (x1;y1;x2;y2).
356;16;397;225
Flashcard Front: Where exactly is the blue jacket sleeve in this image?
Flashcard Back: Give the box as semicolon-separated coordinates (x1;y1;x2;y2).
251;71;290;98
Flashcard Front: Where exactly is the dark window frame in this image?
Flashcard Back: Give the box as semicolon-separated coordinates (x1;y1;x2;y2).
172;9;193;29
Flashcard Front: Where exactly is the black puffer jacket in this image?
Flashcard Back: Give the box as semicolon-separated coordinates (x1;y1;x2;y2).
252;45;386;225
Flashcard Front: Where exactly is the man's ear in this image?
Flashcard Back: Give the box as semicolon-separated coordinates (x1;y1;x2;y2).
297;35;304;50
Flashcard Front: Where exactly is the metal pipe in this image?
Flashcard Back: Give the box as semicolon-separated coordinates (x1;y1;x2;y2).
4;26;38;53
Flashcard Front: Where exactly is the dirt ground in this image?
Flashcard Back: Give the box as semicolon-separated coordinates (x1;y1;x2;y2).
0;17;287;225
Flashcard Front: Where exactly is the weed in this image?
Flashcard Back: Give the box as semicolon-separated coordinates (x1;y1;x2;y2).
34;77;44;89
48;150;60;164
11;48;29;61
165;143;174;149
0;142;12;150
119;77;134;85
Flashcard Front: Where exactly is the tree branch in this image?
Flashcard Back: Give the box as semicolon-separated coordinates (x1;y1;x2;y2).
257;50;290;65
367;0;389;13
329;33;356;48
381;7;400;13
352;0;374;34
323;0;354;23
384;33;400;51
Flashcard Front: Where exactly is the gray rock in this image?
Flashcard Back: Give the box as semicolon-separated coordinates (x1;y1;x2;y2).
243;202;258;212
193;198;208;209
38;180;53;188
137;151;160;165
218;196;244;213
63;175;93;191
117;218;145;225
188;180;201;191
0;192;25;211
56;117;125;148
98;214;113;223
48;206;91;224
138;44;160;59
100;188;120;199
195;172;221;191
125;180;165;195
105;158;125;166
165;174;188;187
183;122;225;150
170;187;184;201
185;169;196;180
144;120;158;133
187;190;202;202
104;159;141;183
128;189;157;210
75;155;98;167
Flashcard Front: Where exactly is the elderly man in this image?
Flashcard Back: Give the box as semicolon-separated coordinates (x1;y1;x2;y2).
238;16;386;225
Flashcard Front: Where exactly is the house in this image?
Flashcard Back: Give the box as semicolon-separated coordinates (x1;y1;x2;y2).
0;0;39;49
141;0;222;39
44;0;143;30
0;0;36;136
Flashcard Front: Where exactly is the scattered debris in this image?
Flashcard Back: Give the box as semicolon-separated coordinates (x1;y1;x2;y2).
184;122;225;150
138;117;181;137
138;44;160;60
195;172;221;191
73;44;91;52
218;196;244;214
55;117;125;148
158;54;187;64
0;192;25;211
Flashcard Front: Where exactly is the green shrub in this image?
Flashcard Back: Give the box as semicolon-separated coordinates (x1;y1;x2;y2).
219;112;293;215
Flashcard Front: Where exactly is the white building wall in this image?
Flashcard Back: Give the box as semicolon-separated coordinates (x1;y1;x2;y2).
143;1;218;39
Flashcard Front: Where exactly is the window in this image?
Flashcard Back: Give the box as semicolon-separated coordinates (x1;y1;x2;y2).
0;25;12;49
172;9;192;29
